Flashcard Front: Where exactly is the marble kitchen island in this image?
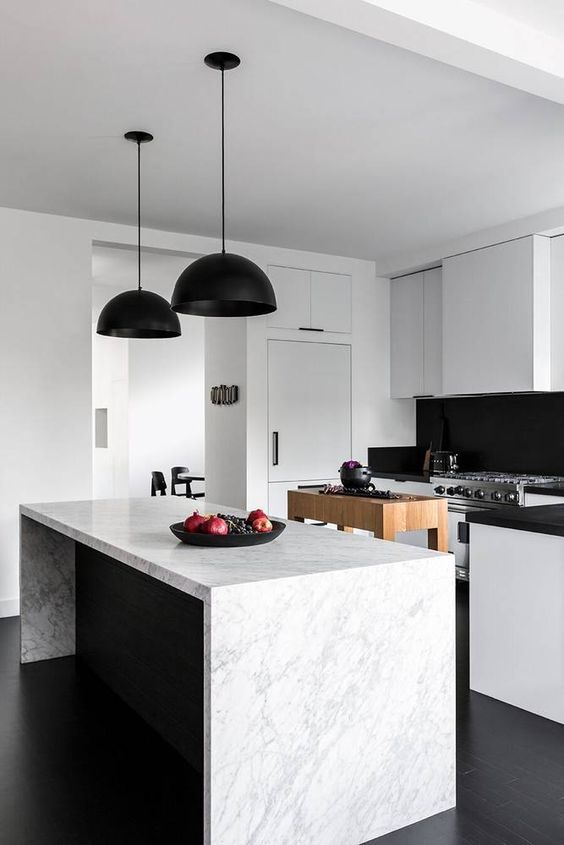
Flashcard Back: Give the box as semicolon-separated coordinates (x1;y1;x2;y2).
20;497;455;845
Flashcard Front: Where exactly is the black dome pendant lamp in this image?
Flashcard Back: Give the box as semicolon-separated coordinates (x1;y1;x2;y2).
171;52;277;318
97;131;182;338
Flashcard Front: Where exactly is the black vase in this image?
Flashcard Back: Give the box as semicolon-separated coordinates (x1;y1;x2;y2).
340;466;372;489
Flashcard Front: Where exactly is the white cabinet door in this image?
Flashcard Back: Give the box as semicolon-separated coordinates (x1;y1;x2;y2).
442;237;550;395
524;493;564;506
268;479;339;519
311;271;352;333
423;268;442;396
390;269;442;398
390;273;424;398
268;340;351;482
267;266;310;330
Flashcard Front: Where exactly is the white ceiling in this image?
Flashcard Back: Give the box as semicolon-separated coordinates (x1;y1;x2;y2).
473;0;564;38
4;0;564;267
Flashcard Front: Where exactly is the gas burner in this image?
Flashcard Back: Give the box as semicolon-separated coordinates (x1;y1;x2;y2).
444;471;564;484
320;485;411;500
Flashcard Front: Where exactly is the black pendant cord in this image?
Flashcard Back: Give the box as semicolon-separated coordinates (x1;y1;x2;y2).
170;52;276;319
221;66;226;254
137;138;142;291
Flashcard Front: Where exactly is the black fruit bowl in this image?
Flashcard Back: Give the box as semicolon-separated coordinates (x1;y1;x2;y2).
339;465;372;489
170;520;286;547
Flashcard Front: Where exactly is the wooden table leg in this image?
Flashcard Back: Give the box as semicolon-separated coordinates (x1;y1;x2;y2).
337;525;353;533
376;509;396;542
427;502;448;552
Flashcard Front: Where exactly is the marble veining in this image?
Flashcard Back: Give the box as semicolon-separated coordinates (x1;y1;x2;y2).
20;498;445;601
20;515;75;663
209;558;455;845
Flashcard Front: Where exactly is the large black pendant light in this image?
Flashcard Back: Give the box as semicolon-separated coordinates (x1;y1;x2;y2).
171;52;277;318
97;131;181;338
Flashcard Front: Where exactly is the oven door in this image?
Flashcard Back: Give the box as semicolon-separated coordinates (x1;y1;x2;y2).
447;501;492;582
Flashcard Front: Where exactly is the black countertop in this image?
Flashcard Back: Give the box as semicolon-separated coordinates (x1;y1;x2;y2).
369;470;431;484
467;504;564;537
367;447;428;484
524;482;564;497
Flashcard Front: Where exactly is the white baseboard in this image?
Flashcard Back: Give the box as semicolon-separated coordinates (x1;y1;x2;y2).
0;598;19;618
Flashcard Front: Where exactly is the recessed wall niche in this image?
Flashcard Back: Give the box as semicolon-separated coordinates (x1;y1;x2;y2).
95;408;108;449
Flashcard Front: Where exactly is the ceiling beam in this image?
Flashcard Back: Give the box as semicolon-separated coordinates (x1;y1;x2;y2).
269;0;564;105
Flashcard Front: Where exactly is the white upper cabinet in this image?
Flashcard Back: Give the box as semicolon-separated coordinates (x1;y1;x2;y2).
267;265;352;333
267;266;311;330
390;268;442;398
391;273;424;398
422;268;442;397
310;271;352;333
442;236;550;395
550;235;564;391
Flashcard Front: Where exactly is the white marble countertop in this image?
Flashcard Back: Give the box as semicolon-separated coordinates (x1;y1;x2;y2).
21;497;447;601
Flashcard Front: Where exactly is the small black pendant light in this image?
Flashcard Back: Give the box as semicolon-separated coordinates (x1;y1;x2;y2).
97;131;182;338
171;52;277;318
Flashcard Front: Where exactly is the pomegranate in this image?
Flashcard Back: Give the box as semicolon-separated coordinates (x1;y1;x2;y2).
201;516;228;535
247;508;267;524
252;517;273;533
184;511;207;533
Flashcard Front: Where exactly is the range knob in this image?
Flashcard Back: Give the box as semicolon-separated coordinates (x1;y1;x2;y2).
446;486;455;496
464;487;473;498
455;486;464;495
434;486;445;495
505;492;518;504
474;489;485;499
491;491;502;502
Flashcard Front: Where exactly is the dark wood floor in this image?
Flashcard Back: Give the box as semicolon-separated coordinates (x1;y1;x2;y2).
1;585;564;843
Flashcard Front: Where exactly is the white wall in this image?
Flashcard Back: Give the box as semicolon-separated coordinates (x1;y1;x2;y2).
0;209;92;618
128;321;205;497
92;284;129;499
0;206;414;617
204;318;247;508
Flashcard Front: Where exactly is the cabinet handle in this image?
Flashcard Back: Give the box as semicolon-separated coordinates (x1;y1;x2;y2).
298;327;324;332
272;432;279;466
457;522;470;544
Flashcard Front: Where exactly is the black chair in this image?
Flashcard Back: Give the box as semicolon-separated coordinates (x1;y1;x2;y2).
151;471;167;496
171;466;205;499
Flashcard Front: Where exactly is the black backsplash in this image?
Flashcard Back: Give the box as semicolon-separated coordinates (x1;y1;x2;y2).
417;394;564;475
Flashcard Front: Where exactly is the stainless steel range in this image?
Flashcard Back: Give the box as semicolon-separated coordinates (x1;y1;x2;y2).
430;471;564;581
430;471;564;507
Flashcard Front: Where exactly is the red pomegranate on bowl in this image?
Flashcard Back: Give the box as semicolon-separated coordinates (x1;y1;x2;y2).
200;516;228;535
184;511;207;533
247;508;267;525
252;517;273;533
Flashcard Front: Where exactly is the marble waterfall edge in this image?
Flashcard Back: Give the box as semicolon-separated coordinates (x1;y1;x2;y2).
20;515;75;662
208;559;455;845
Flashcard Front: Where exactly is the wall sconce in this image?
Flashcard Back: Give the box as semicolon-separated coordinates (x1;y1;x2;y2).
210;385;239;405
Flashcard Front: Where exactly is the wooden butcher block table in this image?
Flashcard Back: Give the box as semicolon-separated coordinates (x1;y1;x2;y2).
287;489;448;552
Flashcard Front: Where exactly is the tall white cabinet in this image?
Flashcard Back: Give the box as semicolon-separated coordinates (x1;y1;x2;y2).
442;236;551;395
390;268;442;398
268;340;351;517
